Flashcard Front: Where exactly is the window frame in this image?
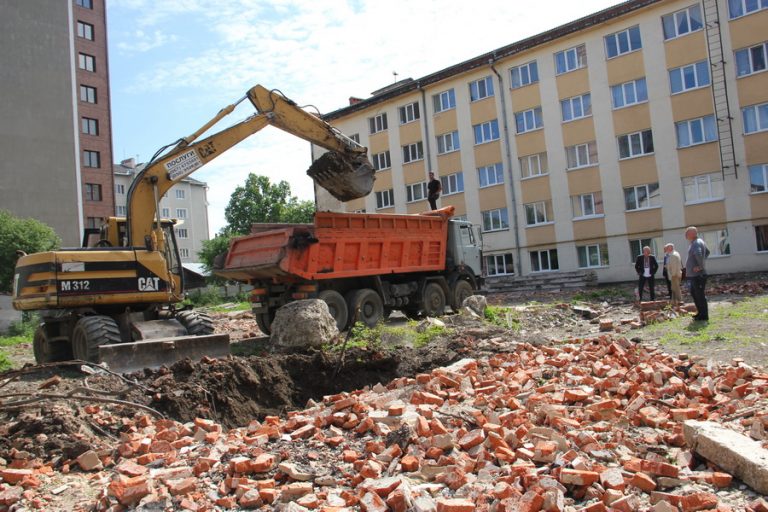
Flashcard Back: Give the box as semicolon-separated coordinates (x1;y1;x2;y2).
436;131;460;155
375;189;395;210
662;5;703;40
682;172;724;204
605;25;642;59
179;248;190;259
485;253;515;276
555;44;587;75
405;182;428;203
433;89;456;113
728;0;768;19
469;76;494;102
80;85;96;103
629;237;662;261
736;42;768;78
84;183;102;202
755;224;768;252
530;249;559;272
175;189;186;200
75;0;93;8
561;93;592;122
398;102;420;125
676;115;718;148
78;53;95;72
77;21;94;40
510;61;539;89
115;184;125;195
618;129;654;159
372;150;392;171
440;172;464;196
611;77;648;109
515;107;543;134
402;141;424;164
577;243;609;268
566;141;598;170
572;192;604;219
743;102;768;134
81;117;98;135
175;208;187;219
115;205;127;216
473;119;500;145
368;113;388;135
749;163;768;193
669;60;711;94
519;152;548;179
161;207;170;218
83;150;100;168
478;163;504;188
176;228;189;239
624;182;661;211
481;208;509;232
524;201;553;227
700;229;731;257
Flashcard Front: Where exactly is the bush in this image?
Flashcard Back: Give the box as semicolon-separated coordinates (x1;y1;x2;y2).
0;210;60;292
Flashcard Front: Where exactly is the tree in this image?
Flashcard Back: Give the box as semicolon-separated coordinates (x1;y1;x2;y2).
198;232;235;274
224;174;315;235
0;210;61;292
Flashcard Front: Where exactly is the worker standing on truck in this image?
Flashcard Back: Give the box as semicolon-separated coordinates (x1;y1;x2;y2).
427;172;441;210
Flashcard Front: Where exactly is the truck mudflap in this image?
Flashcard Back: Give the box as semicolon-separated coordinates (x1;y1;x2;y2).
98;334;230;374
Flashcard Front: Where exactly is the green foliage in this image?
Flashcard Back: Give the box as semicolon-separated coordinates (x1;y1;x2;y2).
484;306;521;330
0;354;11;373
0;210;60;292
345;322;384;351
182;288;225;307
413;325;449;348
572;287;633;302
198;232;235;274
327;321;452;352
224;174;315;235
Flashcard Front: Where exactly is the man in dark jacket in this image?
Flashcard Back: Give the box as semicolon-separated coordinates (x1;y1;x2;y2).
427;172;441;210
634;245;659;301
685;226;710;321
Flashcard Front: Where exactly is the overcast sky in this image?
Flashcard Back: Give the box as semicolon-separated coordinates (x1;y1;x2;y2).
108;0;623;236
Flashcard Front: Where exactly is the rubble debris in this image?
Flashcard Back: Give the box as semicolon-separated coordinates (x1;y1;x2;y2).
461;295;487;316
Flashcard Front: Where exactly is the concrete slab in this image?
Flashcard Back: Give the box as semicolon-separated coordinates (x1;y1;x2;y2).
683;420;768;495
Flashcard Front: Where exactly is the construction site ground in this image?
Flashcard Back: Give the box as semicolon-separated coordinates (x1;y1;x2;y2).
0;275;766;511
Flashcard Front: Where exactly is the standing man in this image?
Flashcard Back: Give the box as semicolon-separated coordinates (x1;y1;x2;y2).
634;246;659;301
685;226;710;321
427;172;441;211
664;243;683;308
662;249;672;299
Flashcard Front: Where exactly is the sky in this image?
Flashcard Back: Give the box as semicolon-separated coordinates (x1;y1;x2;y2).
107;0;623;236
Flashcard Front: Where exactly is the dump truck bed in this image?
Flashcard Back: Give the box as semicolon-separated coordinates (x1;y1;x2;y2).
219;210;452;282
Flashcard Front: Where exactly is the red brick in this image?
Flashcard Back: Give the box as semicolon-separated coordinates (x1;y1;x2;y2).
458;428;485;450
108;476;151;506
359;491;387;512
681;492;719;512
166;477;197;496
400;455;419;472
630;472;657;493
560;469;600;486
599;468;625;491
578;502;607;512
436;497;476;512
0;469;33;484
386;487;411;512
250;453;275;473
342;449;359;463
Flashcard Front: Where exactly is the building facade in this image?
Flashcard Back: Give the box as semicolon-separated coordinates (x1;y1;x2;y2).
113;159;211;264
0;0;114;246
316;0;768;282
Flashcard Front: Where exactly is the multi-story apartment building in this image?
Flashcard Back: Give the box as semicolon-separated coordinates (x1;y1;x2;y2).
113;159;210;263
316;0;768;282
0;0;114;246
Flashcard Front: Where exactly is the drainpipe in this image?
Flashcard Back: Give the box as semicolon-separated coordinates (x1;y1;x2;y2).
490;58;523;277
418;82;433;173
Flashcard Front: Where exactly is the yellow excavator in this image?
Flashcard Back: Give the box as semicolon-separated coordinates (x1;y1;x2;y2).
12;85;374;372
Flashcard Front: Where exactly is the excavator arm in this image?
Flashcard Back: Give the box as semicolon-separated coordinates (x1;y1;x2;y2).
126;85;374;247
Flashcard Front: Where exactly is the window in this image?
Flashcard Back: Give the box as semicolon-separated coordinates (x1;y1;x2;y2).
179;248;190;258
469;76;494;101
750;163;768;193
115;184;125;195
743;102;768;133
78;53;95;72
482;208;509;232
524;201;552;226
80;85;96;103
474;120;500;144
515;107;543;134
478;163;504;188
676;115;717;147
350;133;360;144
728;0;768;19
561;94;591;122
572;192;604;218
433;89;456;113
736;42;768;77
399;102;420;124
618;129;654;159
85;183;102;201
629;238;661;261
161;207;170;218
577;243;609;268
176;228;188;239
402;142;424;163
669;60;710;94
77;21;94;40
81;117;98;135
683;172;724;203
624;182;661;211
437;131;460;154
530;249;559;272
368;113;388;134
520;152;548;179
555;44;587;74
605;26;642;58
175;189;186;199
83;150;100;168
372;150;391;171
76;0;93;8
440;172;464;195
510;61;539;89
375;189;394;209
701;229;731;256
485;254;514;276
611;78;648;108
662;5;703;39
85;217;101;229
176;208;187;219
406;182;428;203
566;141;598;169
116;205;126;216
756;225;768;252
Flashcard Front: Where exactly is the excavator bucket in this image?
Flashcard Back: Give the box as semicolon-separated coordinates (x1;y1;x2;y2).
307;152;375;202
98;334;231;374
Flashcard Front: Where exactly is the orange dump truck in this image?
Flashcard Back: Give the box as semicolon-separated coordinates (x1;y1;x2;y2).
215;206;483;332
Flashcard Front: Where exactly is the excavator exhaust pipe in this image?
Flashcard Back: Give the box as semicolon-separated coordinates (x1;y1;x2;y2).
307;152;375;202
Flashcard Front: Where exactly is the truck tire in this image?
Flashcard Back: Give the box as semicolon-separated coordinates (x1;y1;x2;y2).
33;325;71;364
423;282;446;317
319;290;349;331
450;280;474;311
255;312;274;336
72;316;121;363
348;288;384;328
176;310;215;336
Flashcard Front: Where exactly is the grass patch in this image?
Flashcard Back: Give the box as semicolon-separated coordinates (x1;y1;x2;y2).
203;302;251;313
572;287;633;302
182;289;249;308
326;321;452;351
0;315;37;347
484;306;521;331
0;353;11;372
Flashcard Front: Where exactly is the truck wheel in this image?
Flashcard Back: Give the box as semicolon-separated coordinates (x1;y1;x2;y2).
72;316;121;363
176;310;215;336
319;290;349;331
450;280;474;311
255;312;274;336
33;325;71;364
348;288;384;328
423;283;446;317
